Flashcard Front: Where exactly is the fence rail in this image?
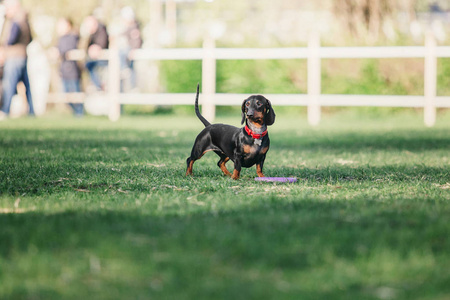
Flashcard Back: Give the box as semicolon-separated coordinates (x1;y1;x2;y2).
47;93;450;107
131;46;450;60
47;33;450;126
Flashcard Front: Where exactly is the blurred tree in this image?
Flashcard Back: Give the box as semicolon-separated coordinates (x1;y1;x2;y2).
332;0;417;43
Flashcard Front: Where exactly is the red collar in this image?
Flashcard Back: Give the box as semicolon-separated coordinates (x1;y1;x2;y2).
245;125;268;139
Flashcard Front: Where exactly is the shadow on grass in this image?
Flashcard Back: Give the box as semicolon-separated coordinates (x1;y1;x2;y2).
1;197;449;299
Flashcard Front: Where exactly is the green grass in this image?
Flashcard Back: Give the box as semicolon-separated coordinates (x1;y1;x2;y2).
0;110;449;299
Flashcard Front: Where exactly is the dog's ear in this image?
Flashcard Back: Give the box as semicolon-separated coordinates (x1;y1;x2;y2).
241;99;247;125
265;99;276;126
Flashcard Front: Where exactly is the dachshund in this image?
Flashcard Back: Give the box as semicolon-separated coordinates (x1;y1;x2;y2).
186;85;275;180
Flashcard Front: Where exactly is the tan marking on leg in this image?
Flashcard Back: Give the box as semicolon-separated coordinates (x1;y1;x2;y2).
186;160;194;176
256;164;264;177
200;149;214;158
219;157;231;176
231;169;240;180
186;149;214;176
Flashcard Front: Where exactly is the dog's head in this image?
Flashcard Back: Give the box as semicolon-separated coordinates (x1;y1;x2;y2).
241;95;275;127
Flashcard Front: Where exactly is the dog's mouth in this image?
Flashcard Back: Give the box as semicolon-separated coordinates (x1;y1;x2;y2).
247;115;263;124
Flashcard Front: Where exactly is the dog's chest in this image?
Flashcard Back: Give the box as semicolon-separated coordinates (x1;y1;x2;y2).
242;142;268;160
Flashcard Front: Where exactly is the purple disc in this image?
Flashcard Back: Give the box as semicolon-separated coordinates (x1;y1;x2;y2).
255;177;298;183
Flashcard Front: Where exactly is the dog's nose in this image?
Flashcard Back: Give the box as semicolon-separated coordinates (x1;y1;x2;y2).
246;109;254;116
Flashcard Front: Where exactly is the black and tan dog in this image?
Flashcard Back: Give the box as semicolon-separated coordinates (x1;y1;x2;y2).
186;85;275;180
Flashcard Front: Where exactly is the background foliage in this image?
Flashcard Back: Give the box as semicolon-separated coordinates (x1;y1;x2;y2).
158;58;450;96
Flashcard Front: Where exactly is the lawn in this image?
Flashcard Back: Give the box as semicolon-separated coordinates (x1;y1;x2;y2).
0;110;449;299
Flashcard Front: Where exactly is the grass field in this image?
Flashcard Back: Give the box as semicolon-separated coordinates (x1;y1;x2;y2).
0;110;449;299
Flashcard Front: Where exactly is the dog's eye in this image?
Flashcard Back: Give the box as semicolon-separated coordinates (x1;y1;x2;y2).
256;101;262;107
245;102;250;107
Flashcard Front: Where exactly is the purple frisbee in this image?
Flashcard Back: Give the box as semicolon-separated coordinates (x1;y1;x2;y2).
255;177;298;183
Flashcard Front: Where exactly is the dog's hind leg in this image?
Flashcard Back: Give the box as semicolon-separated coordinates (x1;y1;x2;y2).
186;157;195;176
186;150;206;176
216;152;231;176
186;131;213;176
186;144;216;177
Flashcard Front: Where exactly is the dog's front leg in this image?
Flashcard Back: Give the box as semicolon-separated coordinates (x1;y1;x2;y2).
256;163;264;177
256;156;266;177
231;159;242;180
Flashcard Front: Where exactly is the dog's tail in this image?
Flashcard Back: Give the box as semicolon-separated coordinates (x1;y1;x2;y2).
195;83;211;127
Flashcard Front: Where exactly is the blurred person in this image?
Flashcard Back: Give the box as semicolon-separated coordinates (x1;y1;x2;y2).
84;14;109;91
118;6;142;92
56;17;83;116
0;0;33;120
0;3;5;109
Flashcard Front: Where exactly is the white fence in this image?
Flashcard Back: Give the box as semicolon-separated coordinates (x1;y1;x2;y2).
47;33;450;126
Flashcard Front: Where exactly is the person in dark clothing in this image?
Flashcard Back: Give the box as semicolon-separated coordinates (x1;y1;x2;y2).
84;15;109;91
0;0;34;119
56;17;83;116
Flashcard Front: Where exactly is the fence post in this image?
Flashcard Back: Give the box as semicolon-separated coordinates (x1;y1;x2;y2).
108;46;121;122
201;35;216;122
307;32;321;126
424;31;437;127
